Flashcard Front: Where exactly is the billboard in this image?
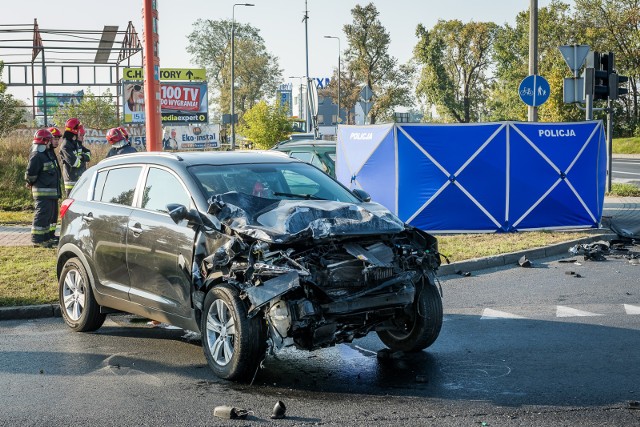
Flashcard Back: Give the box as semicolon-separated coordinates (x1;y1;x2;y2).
36;90;84;114
162;124;220;150
123;82;209;124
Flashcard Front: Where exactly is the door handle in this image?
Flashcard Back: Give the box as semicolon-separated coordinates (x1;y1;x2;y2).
82;213;94;222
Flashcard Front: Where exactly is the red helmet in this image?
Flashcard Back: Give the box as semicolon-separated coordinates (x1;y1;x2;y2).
106;127;125;145
48;127;62;138
33;129;54;145
117;126;129;139
64;118;82;135
77;124;86;137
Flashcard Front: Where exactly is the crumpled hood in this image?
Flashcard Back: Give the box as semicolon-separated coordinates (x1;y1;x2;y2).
208;192;405;243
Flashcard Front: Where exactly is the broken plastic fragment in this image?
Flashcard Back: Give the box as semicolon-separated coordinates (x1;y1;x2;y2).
454;270;471;277
213;406;250;419
518;255;532;268
271;400;286;419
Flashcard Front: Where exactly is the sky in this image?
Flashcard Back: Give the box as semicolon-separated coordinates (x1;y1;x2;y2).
3;0;569;102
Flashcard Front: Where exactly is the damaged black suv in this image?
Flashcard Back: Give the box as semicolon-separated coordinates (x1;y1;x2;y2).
57;151;443;381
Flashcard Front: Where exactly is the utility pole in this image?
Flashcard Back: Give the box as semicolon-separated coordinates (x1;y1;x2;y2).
528;0;538;122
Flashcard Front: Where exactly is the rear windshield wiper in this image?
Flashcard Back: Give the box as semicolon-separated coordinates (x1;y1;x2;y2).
273;191;326;200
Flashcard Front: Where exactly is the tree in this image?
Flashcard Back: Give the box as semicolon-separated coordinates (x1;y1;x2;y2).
52;89;118;129
573;0;640;136
487;1;581;123
343;3;411;123
0;63;27;136
237;100;292;149
187;19;282;118
414;20;498;123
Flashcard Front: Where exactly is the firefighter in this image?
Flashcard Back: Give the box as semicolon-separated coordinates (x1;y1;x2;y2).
105;127;138;158
24;129;62;247
60;118;91;196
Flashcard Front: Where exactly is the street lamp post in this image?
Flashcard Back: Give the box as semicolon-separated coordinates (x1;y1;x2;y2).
231;3;254;150
324;35;341;128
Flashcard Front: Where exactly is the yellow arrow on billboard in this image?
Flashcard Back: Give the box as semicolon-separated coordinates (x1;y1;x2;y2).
123;68;206;81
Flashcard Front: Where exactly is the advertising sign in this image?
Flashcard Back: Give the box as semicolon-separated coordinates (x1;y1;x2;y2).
162;124;219;150
36;90;84;113
123;82;209;124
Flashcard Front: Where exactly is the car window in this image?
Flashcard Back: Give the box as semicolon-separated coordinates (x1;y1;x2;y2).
70;171;92;201
289;151;313;163
95;166;142;206
190;162;359;203
141;167;192;213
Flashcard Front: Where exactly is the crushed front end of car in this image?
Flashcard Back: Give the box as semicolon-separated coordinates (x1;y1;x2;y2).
189;192;443;380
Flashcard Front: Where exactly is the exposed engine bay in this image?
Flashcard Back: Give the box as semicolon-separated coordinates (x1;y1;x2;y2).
190;192;442;353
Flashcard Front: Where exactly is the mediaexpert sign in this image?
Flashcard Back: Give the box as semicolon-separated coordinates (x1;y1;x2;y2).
123;81;209;124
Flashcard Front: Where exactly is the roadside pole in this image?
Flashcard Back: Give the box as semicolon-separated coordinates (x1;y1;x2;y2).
607;98;613;192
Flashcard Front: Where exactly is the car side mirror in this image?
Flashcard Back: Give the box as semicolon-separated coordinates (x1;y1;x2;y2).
352;188;371;203
167;203;202;226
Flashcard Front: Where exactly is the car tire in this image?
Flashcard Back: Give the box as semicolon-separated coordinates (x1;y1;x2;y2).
377;280;443;352
59;258;106;332
201;284;266;381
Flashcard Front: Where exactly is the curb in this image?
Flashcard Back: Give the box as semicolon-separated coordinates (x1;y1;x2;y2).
0;303;61;321
0;232;623;322
438;232;618;277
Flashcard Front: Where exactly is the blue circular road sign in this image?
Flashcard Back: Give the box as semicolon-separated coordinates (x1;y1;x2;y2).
519;75;550;107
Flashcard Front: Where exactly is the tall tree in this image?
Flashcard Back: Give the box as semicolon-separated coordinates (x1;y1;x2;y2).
343;3;411;123
573;0;640;135
414;20;498;123
187;19;281;118
237;100;292;149
488;1;581;123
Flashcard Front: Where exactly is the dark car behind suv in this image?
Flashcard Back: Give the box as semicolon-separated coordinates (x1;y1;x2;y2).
57;151;442;381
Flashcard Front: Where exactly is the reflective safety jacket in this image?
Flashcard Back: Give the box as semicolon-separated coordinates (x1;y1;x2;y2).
24;145;62;199
60;137;91;192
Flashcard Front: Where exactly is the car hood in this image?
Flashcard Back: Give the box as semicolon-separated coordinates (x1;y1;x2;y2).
207;192;405;243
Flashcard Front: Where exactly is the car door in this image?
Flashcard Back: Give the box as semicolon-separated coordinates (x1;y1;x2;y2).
126;166;195;318
86;165;143;301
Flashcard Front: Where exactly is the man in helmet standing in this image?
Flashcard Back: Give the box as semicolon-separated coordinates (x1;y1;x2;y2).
24;129;62;247
105;127;137;158
60;118;91;196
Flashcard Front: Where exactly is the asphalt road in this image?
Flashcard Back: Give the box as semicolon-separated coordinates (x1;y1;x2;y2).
613;157;640;187
2;246;640;426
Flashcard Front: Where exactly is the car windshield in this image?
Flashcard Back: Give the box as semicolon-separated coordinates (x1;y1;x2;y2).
189;162;359;203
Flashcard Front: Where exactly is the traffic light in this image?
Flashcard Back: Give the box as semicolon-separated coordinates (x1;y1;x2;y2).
592;52;613;100
609;73;629;100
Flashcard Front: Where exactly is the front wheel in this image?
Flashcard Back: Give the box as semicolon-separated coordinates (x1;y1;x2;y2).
377;280;442;352
59;258;105;332
201;284;266;381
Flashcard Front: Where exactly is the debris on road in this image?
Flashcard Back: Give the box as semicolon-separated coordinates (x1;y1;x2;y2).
518;255;532;268
565;271;582;278
455;270;471;277
213;406;251;420
271;401;286;419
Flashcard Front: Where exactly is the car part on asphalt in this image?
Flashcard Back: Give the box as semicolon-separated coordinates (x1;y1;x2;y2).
271;400;286;419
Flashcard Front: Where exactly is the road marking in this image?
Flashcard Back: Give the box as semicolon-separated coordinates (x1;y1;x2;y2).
481;308;526;319
624;304;640;315
556;306;603;317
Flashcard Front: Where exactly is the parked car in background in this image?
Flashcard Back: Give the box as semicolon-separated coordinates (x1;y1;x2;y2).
56;151;443;381
272;138;336;177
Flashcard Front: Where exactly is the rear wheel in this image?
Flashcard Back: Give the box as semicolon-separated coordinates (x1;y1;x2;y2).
377;280;442;352
201;284;266;381
59;258;105;332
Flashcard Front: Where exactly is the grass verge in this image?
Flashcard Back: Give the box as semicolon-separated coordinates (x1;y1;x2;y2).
607;182;640;197
0;210;33;225
613;137;640;154
0;230;600;307
0;246;57;307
